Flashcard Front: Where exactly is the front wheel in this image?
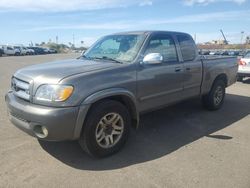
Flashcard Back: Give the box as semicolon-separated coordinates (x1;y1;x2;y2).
79;100;131;157
202;80;226;111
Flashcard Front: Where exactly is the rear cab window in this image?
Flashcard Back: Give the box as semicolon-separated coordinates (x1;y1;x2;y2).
177;34;197;61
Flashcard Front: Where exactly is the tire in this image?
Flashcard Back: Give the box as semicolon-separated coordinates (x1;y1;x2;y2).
237;76;243;82
202;80;226;111
79;100;131;157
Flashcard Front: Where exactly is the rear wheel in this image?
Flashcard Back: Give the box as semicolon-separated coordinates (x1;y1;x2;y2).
202;80;226;111
79;100;131;157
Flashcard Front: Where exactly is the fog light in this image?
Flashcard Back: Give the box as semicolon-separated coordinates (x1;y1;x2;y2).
33;125;48;138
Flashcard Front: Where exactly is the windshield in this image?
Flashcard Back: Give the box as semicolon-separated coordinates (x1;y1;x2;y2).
83;34;146;63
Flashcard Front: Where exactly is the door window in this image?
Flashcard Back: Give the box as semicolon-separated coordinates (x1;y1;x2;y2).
144;35;178;63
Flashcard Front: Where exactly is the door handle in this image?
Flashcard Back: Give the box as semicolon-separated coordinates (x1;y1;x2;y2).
175;67;182;72
186;67;191;71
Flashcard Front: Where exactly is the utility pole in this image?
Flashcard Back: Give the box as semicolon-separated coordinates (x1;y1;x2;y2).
56;36;58;44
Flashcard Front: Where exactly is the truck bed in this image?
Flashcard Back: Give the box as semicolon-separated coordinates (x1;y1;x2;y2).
200;56;238;95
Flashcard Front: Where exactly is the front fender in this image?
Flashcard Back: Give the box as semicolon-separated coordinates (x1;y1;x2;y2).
73;88;139;139
82;88;137;105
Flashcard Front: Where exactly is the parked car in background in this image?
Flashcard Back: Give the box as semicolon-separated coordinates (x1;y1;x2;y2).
48;48;57;53
14;46;28;55
228;51;240;56
209;51;216;55
214;51;221;55
221;51;229;56
27;47;46;55
5;31;238;157
42;48;50;54
0;47;3;56
40;47;58;54
199;50;210;55
1;45;20;56
239;51;246;57
25;47;35;55
237;51;250;81
13;46;35;55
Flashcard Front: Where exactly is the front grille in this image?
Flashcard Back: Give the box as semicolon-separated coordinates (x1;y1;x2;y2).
11;77;30;101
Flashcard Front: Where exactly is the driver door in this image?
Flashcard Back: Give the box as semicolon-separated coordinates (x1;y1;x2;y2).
137;33;184;112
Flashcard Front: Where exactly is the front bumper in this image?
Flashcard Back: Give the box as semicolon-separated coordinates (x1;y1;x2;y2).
5;91;89;141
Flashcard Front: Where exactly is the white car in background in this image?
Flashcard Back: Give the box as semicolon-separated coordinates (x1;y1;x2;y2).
24;47;35;55
14;46;27;55
42;47;50;54
237;51;250;82
1;45;20;56
14;45;34;55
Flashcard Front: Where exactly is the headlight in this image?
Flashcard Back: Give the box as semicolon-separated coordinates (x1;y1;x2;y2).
35;84;73;102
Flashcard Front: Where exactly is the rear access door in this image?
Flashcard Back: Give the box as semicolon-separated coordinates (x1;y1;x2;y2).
176;34;202;99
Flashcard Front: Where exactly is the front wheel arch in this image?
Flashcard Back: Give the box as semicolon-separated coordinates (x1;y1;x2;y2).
79;99;131;157
83;95;138;129
73;90;139;140
81;89;139;128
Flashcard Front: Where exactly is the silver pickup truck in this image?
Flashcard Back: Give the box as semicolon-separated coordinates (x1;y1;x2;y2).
5;31;238;157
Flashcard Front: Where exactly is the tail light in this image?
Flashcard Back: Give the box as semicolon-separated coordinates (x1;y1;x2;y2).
238;60;247;66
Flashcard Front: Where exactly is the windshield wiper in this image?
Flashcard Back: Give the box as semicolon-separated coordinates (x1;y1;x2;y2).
92;56;123;64
77;54;88;60
81;55;91;59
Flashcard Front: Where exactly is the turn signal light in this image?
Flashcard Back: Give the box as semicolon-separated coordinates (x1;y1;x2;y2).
238;60;246;66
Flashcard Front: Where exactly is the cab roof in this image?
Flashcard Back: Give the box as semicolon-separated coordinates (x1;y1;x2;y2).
113;30;190;36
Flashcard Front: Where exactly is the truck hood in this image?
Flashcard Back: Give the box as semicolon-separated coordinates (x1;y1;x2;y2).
14;59;119;84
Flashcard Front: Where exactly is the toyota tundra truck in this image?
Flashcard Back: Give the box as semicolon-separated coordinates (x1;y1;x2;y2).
5;31;238;157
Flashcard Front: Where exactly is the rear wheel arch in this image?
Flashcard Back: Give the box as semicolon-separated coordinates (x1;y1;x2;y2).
213;73;228;87
202;77;226;111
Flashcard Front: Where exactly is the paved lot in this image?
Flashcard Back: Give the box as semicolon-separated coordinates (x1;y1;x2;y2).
0;54;250;188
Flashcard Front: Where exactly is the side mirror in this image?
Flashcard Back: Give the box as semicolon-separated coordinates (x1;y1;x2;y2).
142;53;163;65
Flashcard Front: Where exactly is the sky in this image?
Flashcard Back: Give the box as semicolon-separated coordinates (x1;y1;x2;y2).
0;0;249;47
